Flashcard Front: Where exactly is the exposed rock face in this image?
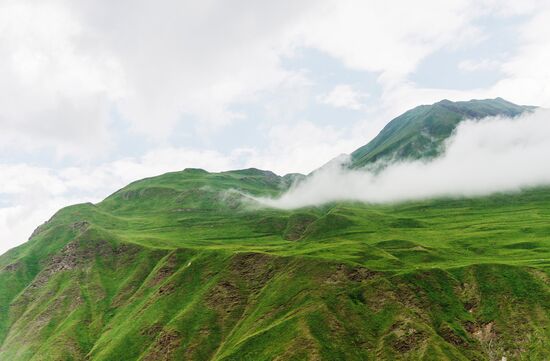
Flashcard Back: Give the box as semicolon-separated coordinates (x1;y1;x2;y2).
71;221;90;232
29;221;50;240
142;330;182;361
325;263;379;284
28;238;115;291
2;261;21;272
229;252;275;290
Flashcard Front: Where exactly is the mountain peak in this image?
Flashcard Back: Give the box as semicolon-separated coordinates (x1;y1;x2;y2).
435;98;453;105
350;98;534;168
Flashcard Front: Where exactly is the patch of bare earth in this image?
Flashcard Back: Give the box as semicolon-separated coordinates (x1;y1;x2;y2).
2;261;21;272
148;252;179;287
229;252;275;291
28;239;114;290
438;324;469;348
455;278;480;315
324;264;379;285
206;280;243;315
16;239;114;311
284;217;316;241
142;330;182;361
465;321;504;360
141;323;164;339
205;253;276;336
390;322;429;353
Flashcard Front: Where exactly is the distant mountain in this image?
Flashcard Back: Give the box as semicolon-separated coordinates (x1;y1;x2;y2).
0;100;548;361
350;98;534;168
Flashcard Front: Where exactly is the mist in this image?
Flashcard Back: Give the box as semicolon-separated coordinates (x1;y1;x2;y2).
256;109;550;209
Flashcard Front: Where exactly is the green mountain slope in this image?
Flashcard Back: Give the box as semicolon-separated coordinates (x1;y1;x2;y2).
0;100;549;360
350;98;533;168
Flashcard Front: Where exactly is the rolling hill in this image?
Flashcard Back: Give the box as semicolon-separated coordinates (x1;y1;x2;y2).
0;99;548;361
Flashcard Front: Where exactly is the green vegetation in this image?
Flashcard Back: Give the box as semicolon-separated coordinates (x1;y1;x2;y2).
0;99;548;360
350;97;533;168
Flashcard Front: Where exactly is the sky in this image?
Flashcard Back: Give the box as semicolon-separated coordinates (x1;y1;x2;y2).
1;0;550;254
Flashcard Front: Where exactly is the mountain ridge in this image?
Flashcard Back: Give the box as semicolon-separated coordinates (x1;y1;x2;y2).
349;97;534;168
0;98;549;361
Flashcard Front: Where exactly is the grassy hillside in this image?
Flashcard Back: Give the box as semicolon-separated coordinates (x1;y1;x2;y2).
0;168;549;360
350;98;533;168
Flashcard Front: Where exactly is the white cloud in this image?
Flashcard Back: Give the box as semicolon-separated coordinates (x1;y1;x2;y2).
0;0;510;156
459;59;502;72
65;0;317;138
491;6;550;108
299;0;484;82
0;163;87;255
387;1;550;111
240;120;365;175
318;84;368;110
257;109;550;208
0;0;316;154
0;1;122;157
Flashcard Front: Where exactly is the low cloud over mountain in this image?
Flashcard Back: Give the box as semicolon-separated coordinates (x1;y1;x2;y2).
258;109;550;208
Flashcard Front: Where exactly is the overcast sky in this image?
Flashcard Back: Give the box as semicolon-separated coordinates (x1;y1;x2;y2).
1;0;550;254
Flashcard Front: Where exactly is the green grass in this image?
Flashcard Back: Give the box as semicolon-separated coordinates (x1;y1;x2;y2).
0;167;548;360
350;98;531;167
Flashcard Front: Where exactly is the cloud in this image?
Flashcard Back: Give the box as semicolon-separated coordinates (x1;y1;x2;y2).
318;84;369;110
256;109;550;209
299;0;484;82
0;0;315;155
392;1;550;112
60;0;319;138
492;6;550;108
0;1;121;158
0;163;89;255
0;0;505;156
459;59;502;72
240;120;367;175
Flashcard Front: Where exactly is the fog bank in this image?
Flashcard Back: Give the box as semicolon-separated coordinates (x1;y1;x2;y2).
256;109;550;208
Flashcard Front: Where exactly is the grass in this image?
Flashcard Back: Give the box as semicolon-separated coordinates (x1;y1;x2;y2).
0;168;549;360
350;98;531;167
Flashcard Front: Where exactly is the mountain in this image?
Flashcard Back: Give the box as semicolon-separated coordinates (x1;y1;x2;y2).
1;101;549;361
350;98;534;168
